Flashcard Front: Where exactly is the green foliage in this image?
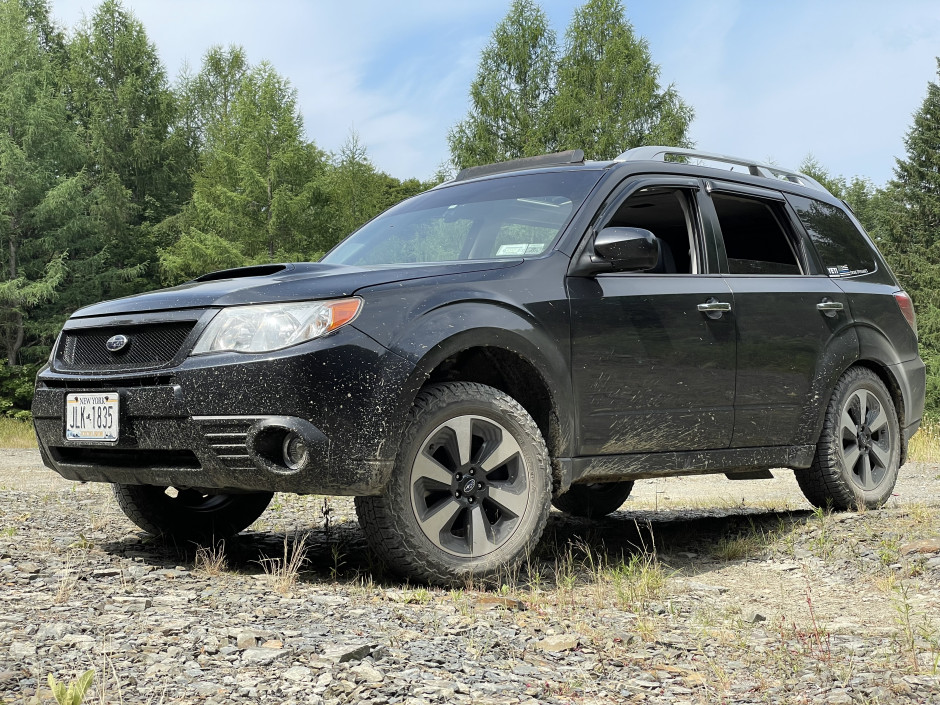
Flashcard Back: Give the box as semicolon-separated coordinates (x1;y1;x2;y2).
880;59;940;414
448;0;693;168
320;131;427;251
553;0;693;158
0;0;85;365
0;4;434;415
159;57;329;282
448;0;557;168
802;60;940;414
0;360;39;419
48;669;94;705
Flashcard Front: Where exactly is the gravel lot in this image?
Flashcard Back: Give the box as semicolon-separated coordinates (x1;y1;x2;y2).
1;452;939;704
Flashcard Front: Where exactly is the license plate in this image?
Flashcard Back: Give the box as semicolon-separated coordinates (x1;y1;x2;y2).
65;392;119;442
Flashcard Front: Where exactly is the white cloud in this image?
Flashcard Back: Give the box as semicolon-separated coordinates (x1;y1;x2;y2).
48;0;940;185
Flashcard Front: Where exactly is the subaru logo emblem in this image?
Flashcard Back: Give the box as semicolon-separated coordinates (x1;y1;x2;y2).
463;478;476;494
106;334;128;352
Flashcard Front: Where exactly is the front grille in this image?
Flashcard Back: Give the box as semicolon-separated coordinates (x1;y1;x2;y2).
58;322;196;371
52;447;201;469
41;375;176;389
197;418;256;471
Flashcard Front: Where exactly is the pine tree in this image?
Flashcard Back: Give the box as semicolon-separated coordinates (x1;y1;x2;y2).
448;0;556;169
552;0;693;159
0;0;82;365
881;58;940;412
159;61;327;282
66;0;192;295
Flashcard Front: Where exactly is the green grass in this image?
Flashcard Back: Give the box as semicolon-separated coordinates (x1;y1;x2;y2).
0;417;37;448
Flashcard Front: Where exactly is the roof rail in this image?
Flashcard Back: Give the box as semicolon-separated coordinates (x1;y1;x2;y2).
615;146;828;193
454;149;585;182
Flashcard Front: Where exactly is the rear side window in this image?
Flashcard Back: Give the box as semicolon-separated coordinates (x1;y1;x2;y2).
788;195;876;277
712;193;803;275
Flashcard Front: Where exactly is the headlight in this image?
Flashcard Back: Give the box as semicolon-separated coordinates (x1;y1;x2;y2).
192;298;362;354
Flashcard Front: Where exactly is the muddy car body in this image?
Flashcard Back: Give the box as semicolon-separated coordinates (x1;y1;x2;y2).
34;147;926;583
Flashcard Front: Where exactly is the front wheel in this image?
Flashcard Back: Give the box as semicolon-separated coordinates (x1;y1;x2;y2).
356;382;552;584
113;484;273;541
796;367;900;510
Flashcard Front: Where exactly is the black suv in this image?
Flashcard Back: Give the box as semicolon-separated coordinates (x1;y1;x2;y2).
33;147;925;583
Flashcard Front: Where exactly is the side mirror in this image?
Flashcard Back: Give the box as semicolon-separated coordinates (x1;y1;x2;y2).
593;227;660;271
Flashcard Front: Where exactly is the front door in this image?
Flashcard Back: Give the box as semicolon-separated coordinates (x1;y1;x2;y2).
568;182;736;455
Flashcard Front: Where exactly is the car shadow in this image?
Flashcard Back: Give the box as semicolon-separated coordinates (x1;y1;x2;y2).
100;503;818;587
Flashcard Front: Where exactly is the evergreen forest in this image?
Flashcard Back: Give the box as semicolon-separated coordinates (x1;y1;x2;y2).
2;0;940;419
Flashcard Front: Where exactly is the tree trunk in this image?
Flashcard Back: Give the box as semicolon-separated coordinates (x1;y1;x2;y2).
6;232;20;366
266;144;274;260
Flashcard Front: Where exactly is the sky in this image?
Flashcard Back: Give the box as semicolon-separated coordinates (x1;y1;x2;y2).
47;0;940;186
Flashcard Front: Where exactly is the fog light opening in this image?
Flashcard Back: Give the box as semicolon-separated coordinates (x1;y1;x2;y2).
282;432;309;470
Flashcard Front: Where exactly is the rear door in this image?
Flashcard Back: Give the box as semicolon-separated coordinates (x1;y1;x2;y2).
568;177;736;455
702;181;857;447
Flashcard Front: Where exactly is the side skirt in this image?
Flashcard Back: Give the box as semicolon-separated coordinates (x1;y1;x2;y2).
565;445;816;483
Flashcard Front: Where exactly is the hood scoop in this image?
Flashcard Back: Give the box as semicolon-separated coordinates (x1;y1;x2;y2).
195;264;290;282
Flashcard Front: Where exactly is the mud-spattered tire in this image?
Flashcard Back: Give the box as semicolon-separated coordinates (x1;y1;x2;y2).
113;484;273;541
355;382;552;585
796;366;900;510
552;481;634;518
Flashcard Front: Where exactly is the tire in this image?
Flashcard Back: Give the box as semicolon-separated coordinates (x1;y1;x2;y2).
796;366;900;510
355;382;552;584
112;484;273;541
552;481;634;518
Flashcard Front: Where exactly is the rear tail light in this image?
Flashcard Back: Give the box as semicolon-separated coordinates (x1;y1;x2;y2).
894;291;917;335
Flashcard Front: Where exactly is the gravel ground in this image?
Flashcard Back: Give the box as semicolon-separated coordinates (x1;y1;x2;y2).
1;452;939;704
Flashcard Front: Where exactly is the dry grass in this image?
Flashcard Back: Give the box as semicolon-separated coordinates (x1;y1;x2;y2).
0;417;37;448
909;416;940;463
257;532;309;595
194;541;228;576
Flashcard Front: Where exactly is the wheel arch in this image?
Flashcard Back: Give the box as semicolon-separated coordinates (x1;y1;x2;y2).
394;320;574;492
854;359;908;465
814;357;909;466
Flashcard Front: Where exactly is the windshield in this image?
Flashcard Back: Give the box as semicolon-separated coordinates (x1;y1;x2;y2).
322;170;602;266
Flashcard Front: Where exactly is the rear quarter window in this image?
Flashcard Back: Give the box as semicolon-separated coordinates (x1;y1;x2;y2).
788;195;876;277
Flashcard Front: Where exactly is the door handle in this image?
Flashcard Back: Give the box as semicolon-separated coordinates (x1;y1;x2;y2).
698;299;731;319
697;301;732;312
817;300;844;318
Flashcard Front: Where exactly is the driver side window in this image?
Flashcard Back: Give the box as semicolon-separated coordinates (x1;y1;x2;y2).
605;187;698;274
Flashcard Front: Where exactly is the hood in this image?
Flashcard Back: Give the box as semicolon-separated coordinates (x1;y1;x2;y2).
71;260;523;318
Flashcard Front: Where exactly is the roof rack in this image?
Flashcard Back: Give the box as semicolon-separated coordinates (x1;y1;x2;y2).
615;146;827;193
454;149;585;182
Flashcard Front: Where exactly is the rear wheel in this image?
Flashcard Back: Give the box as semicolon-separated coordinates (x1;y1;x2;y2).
796;367;900;510
113;484;273;541
552;481;634;518
356;382;551;584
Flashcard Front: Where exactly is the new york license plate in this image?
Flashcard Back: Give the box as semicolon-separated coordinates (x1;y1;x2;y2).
65;392;119;442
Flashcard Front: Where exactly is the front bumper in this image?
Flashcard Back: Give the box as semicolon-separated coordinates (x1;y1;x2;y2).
33;326;415;496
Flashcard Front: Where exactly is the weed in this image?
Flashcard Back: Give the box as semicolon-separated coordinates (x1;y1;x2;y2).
68;534;94;551
889;578;940;674
406;588;432;604
609;550;668;609
47;669;94;705
257;532;308;595
906;502;935;525
329;542;346;580
877;536;900;566
54;552;84;605
808;507;836;560
193;541;227;576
